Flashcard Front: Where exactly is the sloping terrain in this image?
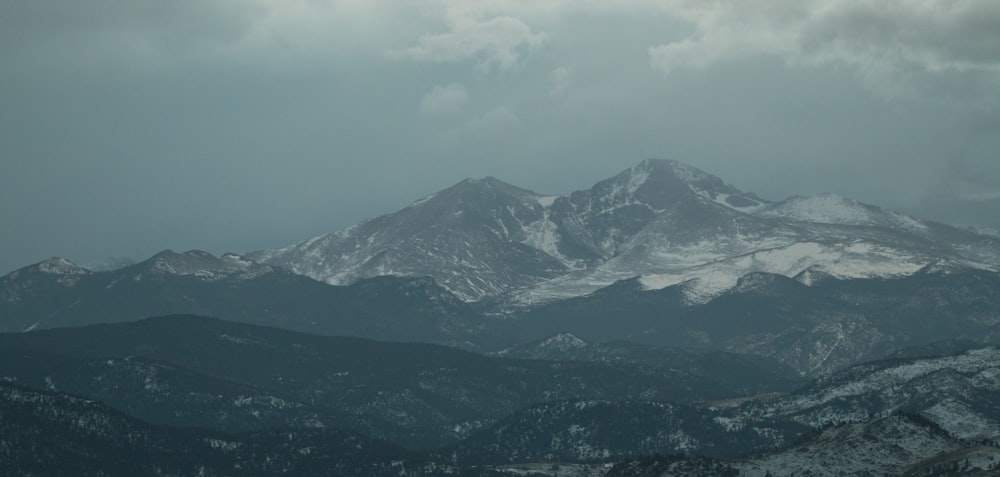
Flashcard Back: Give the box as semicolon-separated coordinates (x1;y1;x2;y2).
492;332;802;394
608;415;1000;477
4;319;1000;475
250;159;1000;304
502;269;1000;375
0;250;488;347
0;382;446;477
736;347;1000;440
248;177;569;301
0;315;740;448
4;252;1000;377
452;400;807;463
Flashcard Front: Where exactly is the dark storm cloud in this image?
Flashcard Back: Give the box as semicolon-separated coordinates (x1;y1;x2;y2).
1;0;998;274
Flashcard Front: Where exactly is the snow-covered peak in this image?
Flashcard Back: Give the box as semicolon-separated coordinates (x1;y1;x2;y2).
625;158;712;192
36;257;86;275
402;175;546;224
619;159;768;213
635;158;709;183
756;193;927;231
450;176;538;197
149;249;211;272
28;257;90;286
141;249;269;281
463;176;506;187
572;159;723;217
758;194;870;224
250;158;1000;304
538;332;589;351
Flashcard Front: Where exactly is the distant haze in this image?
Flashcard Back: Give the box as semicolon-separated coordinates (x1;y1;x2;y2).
2;0;999;274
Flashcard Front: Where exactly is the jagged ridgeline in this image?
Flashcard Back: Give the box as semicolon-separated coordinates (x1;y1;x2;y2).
248;159;1000;304
3;159;1000;376
4;159;1000;475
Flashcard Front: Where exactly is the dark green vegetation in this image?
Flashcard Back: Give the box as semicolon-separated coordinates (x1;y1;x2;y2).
3;316;1000;475
451;400;807;463
0;382;452;477
494;332;802;394
0;315;776;449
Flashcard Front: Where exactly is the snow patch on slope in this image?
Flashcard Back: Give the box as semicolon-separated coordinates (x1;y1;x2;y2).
643;240;931;303
757;194;928;232
699;192;767;213
521;211;582;270
145;250;273;282
785;348;1000;415
538;332;588;351
535;196;558;207
36;258;90;286
922;398;1000;440
513;239;931;306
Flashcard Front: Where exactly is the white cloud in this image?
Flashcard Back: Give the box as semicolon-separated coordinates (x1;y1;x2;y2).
651;0;1000;105
470;106;520;134
439;106;521;145
389;15;547;71
419;83;468;117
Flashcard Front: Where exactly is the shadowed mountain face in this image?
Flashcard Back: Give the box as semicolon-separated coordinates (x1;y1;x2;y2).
0;250;491;347
248;177;569;301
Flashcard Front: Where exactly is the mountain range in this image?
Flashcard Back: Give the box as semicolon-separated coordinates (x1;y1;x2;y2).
0;250;486;346
4;159;1000;377
4;158;1000;474
249;159;1000;305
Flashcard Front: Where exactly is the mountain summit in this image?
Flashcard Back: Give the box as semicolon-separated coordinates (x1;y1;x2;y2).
250;159;1000;303
540;159;767;265
249;175;566;300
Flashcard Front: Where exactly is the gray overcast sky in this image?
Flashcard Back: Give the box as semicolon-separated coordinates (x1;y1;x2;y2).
2;0;1000;274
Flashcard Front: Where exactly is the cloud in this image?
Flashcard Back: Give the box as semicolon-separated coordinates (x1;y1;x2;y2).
389;15;547;71
549;66;573;97
651;0;1000;105
0;0;267;59
470;106;520;133
419;83;468;117
438;106;521;145
0;0;423;69
945;134;1000;200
